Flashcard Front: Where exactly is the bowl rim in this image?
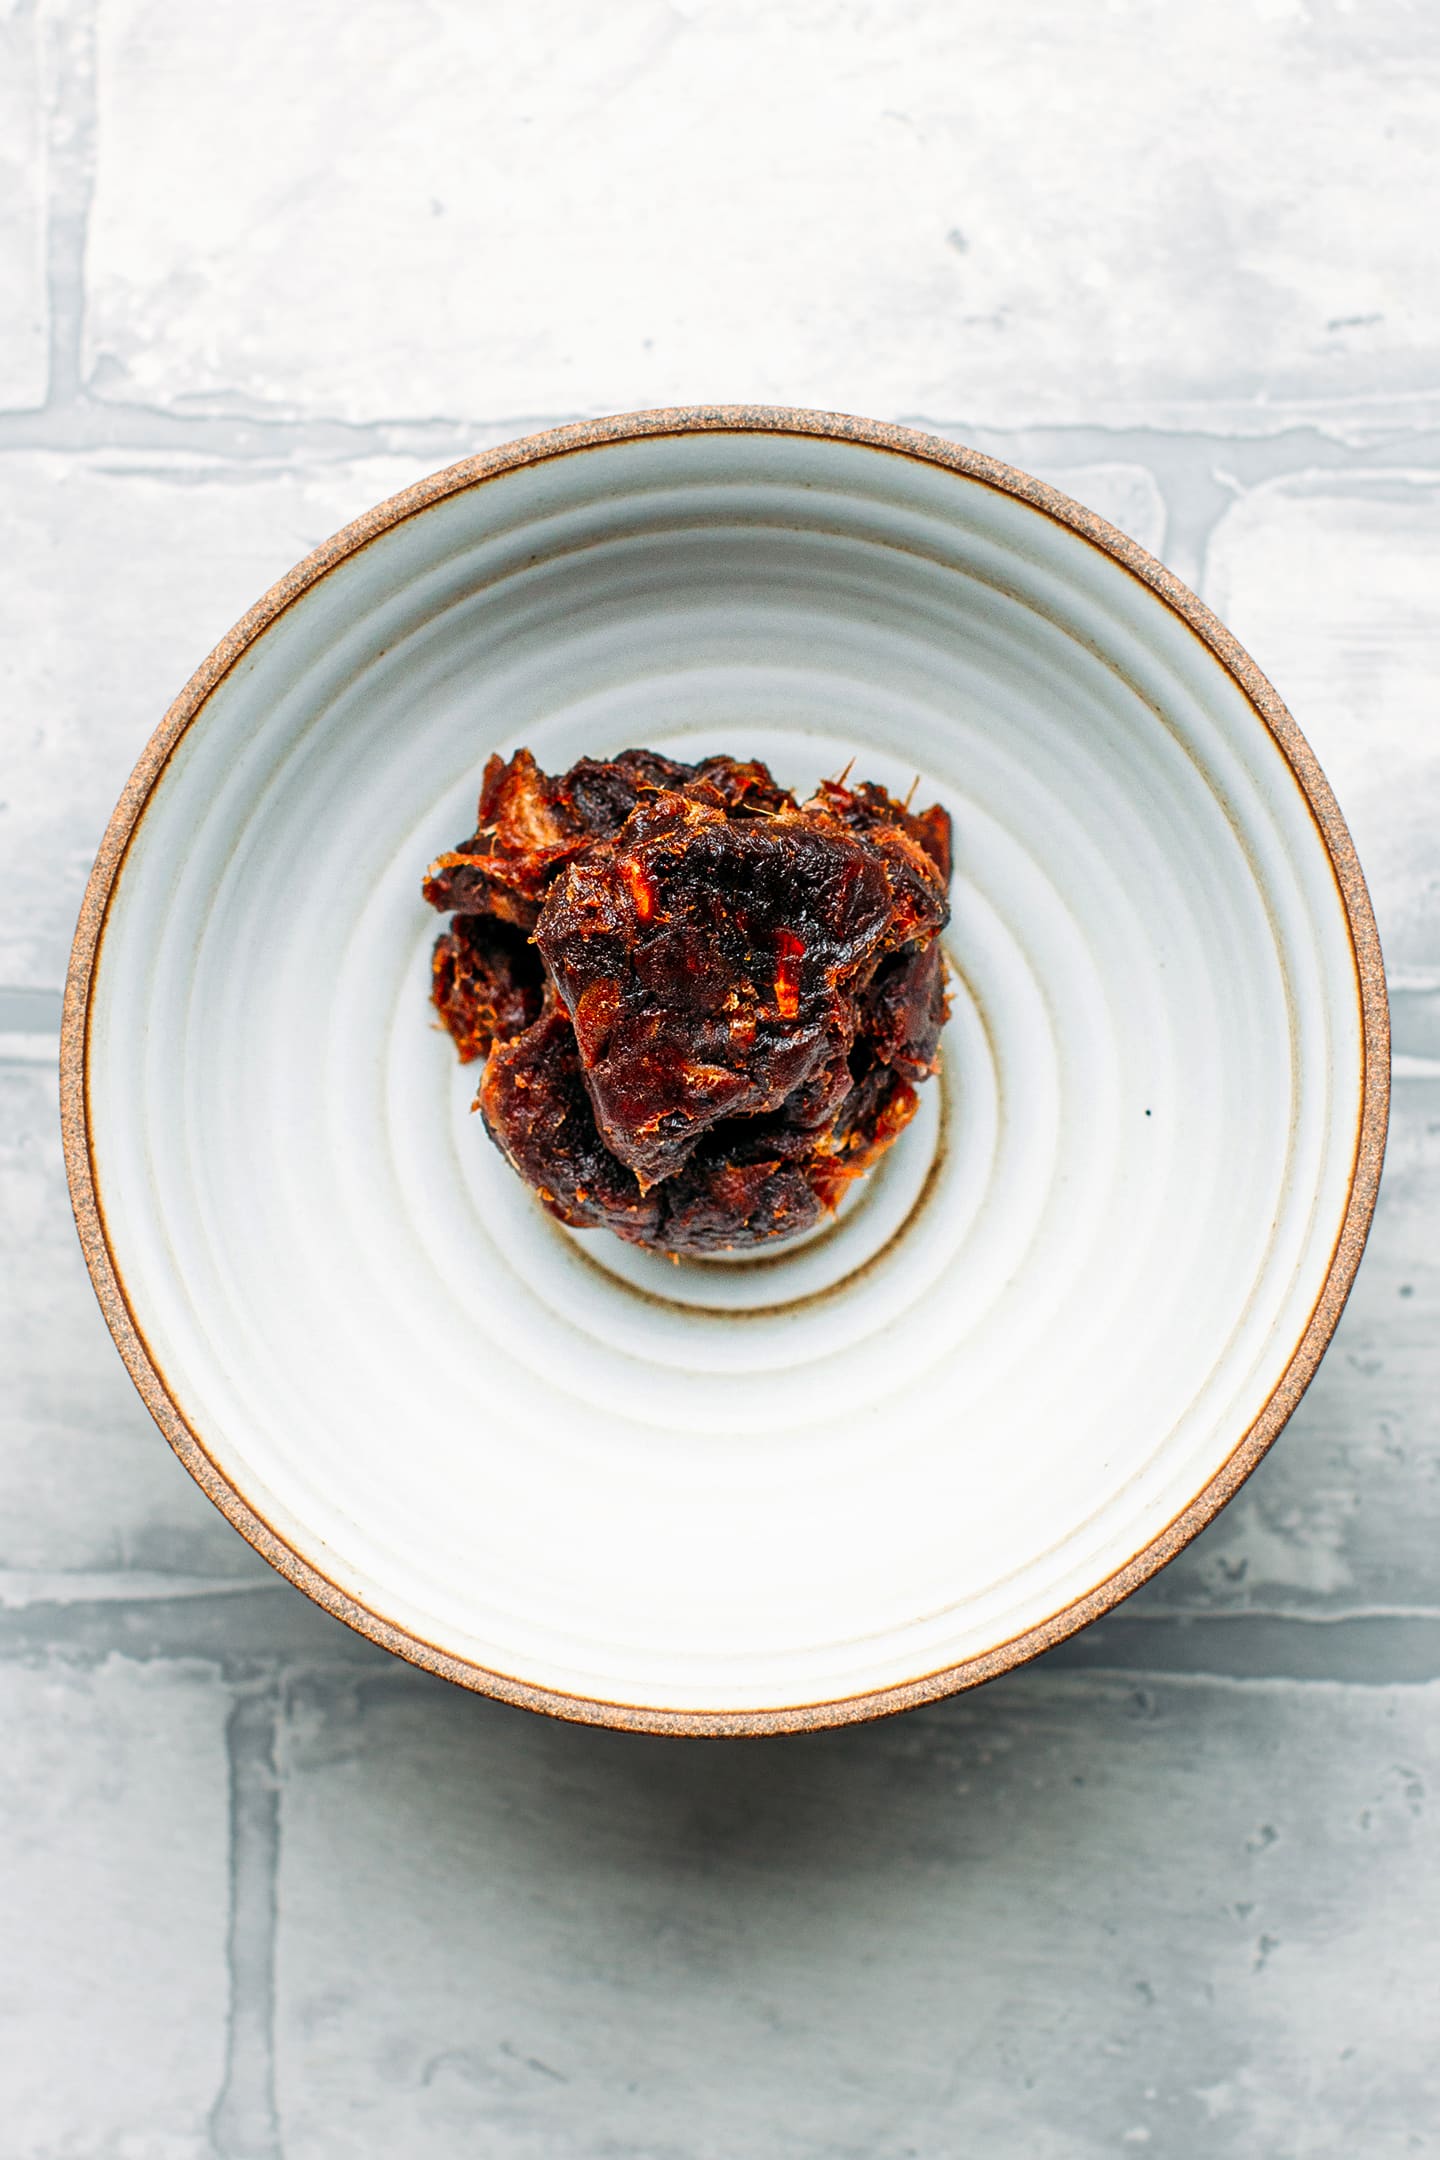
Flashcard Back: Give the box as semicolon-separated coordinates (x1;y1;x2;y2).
60;404;1390;1736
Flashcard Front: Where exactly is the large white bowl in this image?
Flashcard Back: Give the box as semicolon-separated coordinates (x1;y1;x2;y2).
63;409;1388;1734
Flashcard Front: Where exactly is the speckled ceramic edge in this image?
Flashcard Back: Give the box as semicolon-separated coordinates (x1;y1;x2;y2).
60;406;1391;1737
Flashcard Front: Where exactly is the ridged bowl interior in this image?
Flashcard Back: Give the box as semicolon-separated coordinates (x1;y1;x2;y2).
79;421;1372;1723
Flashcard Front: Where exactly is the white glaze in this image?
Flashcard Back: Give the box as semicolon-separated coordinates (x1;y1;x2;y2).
87;430;1363;1714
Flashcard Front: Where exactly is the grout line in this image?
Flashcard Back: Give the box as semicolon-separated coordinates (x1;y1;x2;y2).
38;0;98;412
0;1034;59;1066
0;1583;392;1666
1041;1609;1440;1688
3;1585;1440;1687
0;1569;275;1610
0;396;579;460
4;392;1440;474
208;1675;284;2160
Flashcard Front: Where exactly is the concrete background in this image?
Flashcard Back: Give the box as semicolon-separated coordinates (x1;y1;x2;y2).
2;2;1437;2153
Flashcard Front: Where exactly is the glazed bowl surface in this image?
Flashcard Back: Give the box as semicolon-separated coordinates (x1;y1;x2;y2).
64;408;1387;1733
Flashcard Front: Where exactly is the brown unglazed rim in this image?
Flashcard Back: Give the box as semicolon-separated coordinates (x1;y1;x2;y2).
61;405;1391;1737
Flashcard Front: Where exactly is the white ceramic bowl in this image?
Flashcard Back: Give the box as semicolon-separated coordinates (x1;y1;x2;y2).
64;409;1388;1734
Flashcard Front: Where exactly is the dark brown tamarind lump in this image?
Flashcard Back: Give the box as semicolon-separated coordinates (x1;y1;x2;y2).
422;748;951;1256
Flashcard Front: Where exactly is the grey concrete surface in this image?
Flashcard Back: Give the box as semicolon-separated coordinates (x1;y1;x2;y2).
1;3;1436;2154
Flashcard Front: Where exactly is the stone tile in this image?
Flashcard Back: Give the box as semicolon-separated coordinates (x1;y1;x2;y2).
0;1656;231;2156
1145;1074;1440;1621
273;1666;1440;2160
0;0;46;410
0;1056;271;1577
85;0;1440;429
0;450;434;990
1166;475;1440;1626
1204;475;1440;985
